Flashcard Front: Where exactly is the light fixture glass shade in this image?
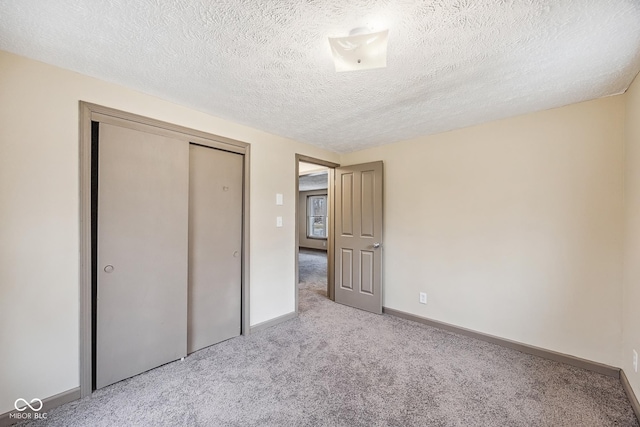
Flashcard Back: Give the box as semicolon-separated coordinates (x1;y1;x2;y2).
328;29;389;72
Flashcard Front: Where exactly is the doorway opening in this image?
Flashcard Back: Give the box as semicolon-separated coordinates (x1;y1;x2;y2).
294;155;339;314
298;163;329;300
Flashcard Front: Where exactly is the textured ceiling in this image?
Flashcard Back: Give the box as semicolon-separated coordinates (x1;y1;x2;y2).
1;1;640;153
300;172;329;192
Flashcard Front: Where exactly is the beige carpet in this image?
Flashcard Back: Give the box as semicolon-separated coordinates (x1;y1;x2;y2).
18;249;639;426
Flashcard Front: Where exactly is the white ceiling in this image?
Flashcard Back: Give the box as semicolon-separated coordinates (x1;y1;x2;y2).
299;162;328;191
299;172;329;192
1;1;639;153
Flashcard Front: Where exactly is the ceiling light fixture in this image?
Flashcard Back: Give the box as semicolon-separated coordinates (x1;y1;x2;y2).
328;28;389;72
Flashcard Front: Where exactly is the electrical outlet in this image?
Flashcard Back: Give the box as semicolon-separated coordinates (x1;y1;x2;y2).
633;349;638;373
276;216;283;227
419;292;427;304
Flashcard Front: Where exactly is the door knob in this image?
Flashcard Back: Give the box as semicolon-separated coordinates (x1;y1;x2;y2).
373;242;381;249
104;265;114;273
233;251;239;258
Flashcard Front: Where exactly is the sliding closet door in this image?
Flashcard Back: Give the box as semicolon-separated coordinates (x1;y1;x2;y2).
188;144;243;353
96;123;189;389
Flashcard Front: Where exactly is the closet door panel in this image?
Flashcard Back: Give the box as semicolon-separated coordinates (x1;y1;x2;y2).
97;122;189;389
188;144;243;353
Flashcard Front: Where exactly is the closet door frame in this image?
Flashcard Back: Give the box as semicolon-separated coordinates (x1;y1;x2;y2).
78;101;251;398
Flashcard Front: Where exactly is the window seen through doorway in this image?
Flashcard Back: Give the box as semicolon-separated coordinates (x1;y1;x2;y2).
307;195;327;238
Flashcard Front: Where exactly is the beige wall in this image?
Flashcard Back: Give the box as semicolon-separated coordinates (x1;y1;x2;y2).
0;51;339;414
341;96;625;367
623;72;640;398
299;190;328;250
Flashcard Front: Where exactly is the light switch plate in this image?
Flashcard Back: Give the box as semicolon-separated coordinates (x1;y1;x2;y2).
276;216;283;227
276;193;283;205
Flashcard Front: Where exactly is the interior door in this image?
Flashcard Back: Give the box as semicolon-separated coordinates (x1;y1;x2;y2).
334;161;383;314
188;144;243;353
96;122;189;389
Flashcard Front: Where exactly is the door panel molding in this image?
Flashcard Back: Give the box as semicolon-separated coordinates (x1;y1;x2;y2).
340;249;354;290
340;173;354;236
79;101;251;398
360;251;374;295
360;170;375;237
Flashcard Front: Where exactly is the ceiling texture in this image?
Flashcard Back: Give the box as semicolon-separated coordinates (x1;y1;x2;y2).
299;172;329;192
1;1;639;153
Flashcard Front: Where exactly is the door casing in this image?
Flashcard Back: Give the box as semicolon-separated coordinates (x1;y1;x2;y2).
79;102;251;398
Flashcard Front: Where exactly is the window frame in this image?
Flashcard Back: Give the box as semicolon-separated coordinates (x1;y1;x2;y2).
306;194;328;239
